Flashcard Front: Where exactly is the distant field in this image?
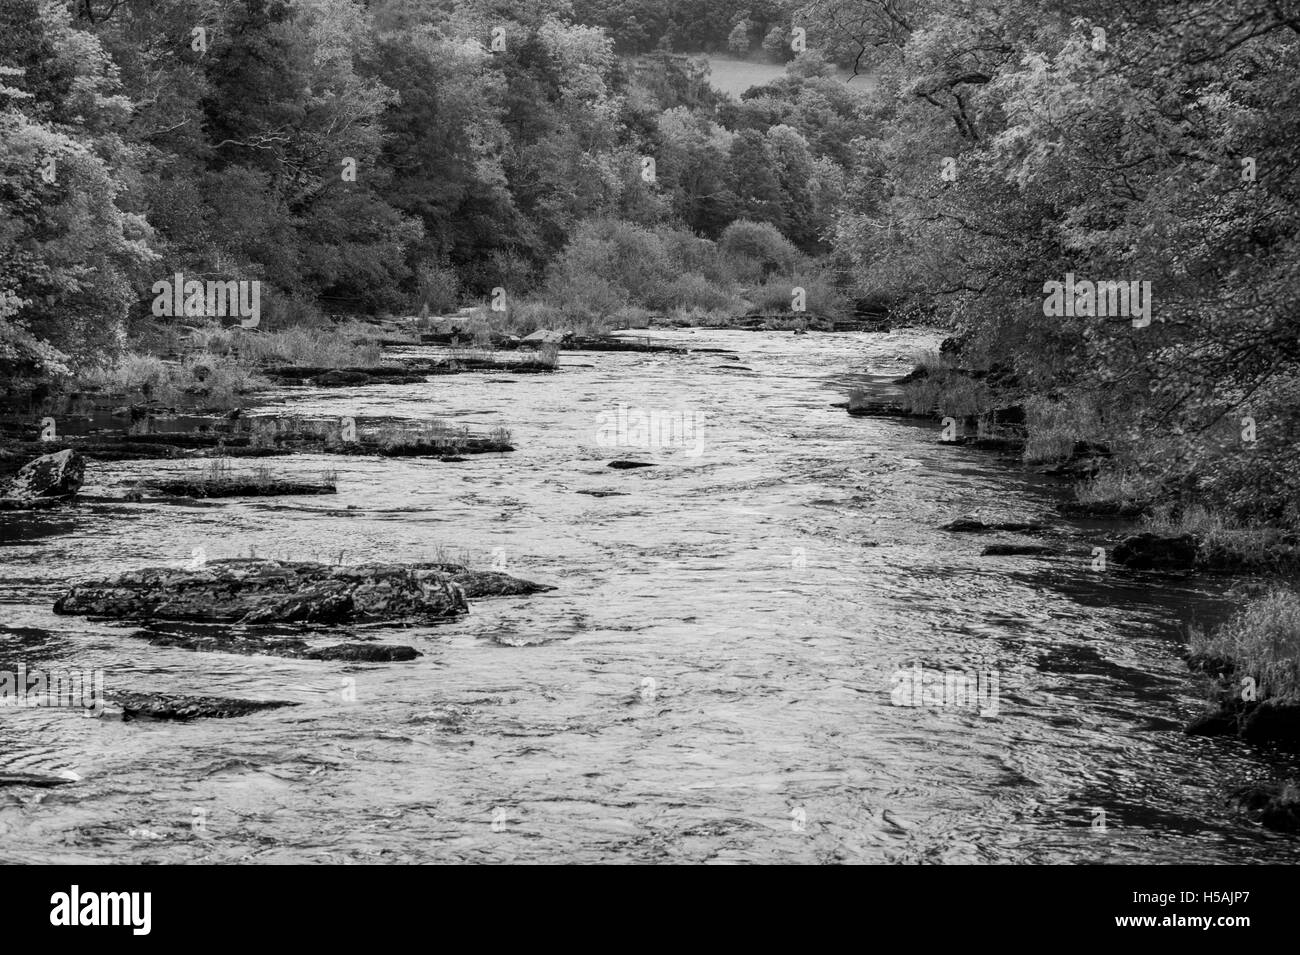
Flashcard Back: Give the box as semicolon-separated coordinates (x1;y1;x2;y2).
696;55;874;97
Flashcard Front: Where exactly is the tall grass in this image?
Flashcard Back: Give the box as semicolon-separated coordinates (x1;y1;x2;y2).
453;301;610;338
375;419;473;451
236;324;383;367
747;271;849;320
901;369;990;417
1074;468;1156;505
1023;394;1102;464
1191;588;1300;701
81;352;267;408
1144;503;1293;568
203;457;234;483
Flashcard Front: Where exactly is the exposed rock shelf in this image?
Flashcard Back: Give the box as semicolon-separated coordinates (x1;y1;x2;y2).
53;558;554;626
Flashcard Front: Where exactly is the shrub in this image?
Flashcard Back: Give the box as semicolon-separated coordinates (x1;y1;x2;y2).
749;271;847;319
412;262;460;315
719;219;800;281
544;219;678;314
259;289;328;330
656;228;728;283
181;354;266;405
503;299;566;336
652;273;736;312
609;305;653;329
546;267;627;317
108;353;171;393
186;324;238;356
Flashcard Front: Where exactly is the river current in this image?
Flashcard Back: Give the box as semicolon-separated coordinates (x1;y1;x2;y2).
2;327;1296;863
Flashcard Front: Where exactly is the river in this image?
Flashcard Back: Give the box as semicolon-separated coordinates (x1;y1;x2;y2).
1;327;1297;863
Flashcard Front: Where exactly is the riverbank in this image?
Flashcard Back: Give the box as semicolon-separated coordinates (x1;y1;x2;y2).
848;346;1300;832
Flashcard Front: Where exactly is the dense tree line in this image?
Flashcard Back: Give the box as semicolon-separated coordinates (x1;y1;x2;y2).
0;0;863;383
823;0;1300;523
4;0;1299;526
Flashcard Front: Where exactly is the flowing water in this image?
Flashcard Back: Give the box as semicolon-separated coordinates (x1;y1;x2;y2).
2;327;1297;864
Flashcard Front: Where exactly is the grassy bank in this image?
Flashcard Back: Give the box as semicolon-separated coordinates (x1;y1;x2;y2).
72;321;395;412
888;351;1300;571
1190;589;1300;702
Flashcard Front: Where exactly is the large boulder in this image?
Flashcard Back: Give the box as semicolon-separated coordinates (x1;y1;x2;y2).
52;558;552;625
1111;532;1199;570
522;329;566;344
3;449;84;500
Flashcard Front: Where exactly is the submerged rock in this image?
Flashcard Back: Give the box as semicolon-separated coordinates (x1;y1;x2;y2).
132;628;421;661
1111;533;1199;570
0;771;78;788
307;643;421;661
942;518;1048;533
106;691;297;721
145;478;336;498
608;460;656;469
981;543;1056;556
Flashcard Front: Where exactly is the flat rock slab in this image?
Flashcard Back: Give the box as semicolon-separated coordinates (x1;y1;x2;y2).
522;329;566;344
52;558;549;625
4;429;511;463
53;559;553;626
145;480;336;498
942;518;1048;533
608;460;656;469
981;544;1057;556
0;771;77;788
106;691;297;721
